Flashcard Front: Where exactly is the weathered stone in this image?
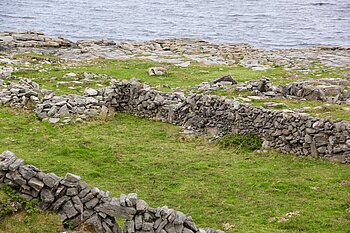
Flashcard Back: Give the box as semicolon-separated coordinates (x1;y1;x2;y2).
43;173;61;188
81;193;95;203
85;214;103;232
95;198;136;219
126;193;137;206
40;188;55;203
48;118;60;124
72;196;83;213
136;199;149;212
85;88;99;96
62;200;78;218
78;187;91;198
51;196;70;211
143;222;154;231
66;187;78;196
213;75;237;85
9;158;24;171
155;219;168;233
0;151;17;170
182;227;194;233
125;220;135;233
13;173;27;186
148;67;167;76
64;173;81;183
135;215;143;230
85;197;99;209
19;165;38;180
28;177;44;191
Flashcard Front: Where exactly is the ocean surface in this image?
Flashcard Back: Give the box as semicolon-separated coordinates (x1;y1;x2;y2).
0;0;349;48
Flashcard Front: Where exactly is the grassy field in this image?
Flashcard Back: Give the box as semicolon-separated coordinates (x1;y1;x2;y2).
0;107;349;232
1;54;350;232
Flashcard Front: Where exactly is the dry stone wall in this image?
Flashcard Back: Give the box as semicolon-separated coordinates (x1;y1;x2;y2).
0;151;209;233
1;78;350;163
107;80;350;163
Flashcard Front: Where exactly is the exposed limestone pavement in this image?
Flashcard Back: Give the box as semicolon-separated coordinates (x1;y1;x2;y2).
1;31;349;71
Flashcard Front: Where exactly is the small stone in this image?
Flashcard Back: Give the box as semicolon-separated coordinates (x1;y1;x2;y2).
213;74;237;85
63;200;79;219
9;158;24;171
148;67;167;76
19;165;38;180
48;118;60;124
136;199;148;212
64;173;81;183
40;188;55;203
67;187;78;196
127;193;137;206
28;177;44;191
0;151;17;171
85;88;99;96
43;173;61;188
135;215;143;230
85;197;99;209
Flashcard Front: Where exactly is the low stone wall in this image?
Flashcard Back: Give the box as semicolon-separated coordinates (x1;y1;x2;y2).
1;78;350;163
0;151;209;233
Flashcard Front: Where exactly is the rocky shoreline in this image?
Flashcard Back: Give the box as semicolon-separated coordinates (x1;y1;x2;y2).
1;31;349;71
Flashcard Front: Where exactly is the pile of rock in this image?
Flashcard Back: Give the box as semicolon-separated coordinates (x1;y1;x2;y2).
34;88;109;123
0;78;44;108
0;151;217;233
280;80;350;103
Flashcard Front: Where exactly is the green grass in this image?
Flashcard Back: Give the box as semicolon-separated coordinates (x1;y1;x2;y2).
0;107;349;232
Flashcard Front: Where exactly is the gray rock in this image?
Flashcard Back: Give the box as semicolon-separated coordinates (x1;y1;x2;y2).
64;173;81;183
13;173;27;186
136;199;149;212
9;158;24;171
52;196;70;211
72;196;83;214
142;222;154;231
85;197;99;209
135;215;143;230
43;173;61;188
62;200;78;218
126;193;137;206
85;214;103;232
66;187;78;196
48;118;60;124
28;177;44;191
148;67;167;76
95;198;136;219
58;105;70;117
213;75;237;85
125;220;135;233
85;88;99;96
19;165;38;180
0;151;17;170
40;188;55;203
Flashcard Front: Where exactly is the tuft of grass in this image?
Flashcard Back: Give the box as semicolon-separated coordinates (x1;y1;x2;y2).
216;134;262;153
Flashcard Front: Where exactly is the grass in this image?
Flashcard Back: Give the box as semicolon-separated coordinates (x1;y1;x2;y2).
0;107;349;232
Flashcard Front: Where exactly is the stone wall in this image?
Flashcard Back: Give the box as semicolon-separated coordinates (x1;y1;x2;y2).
1;78;350;163
0;151;209;233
